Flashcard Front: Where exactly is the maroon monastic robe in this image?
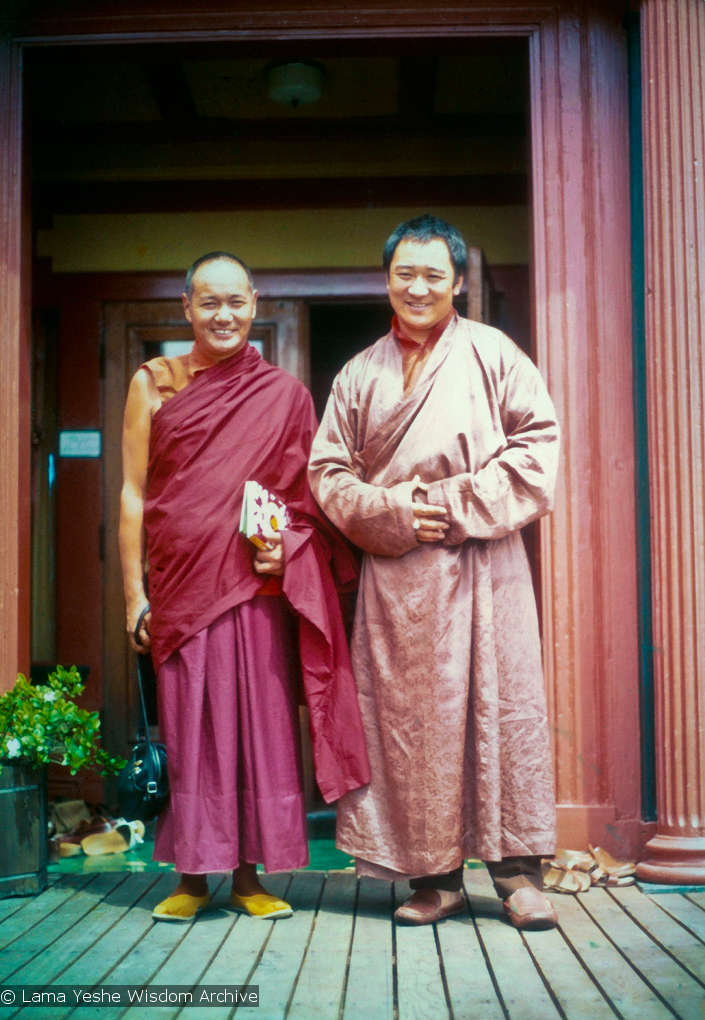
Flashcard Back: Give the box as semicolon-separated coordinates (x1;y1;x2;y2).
144;342;370;803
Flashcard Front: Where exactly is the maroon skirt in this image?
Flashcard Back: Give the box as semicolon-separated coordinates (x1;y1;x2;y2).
153;596;309;874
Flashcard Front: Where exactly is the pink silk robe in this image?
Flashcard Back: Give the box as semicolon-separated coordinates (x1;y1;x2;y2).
308;315;560;873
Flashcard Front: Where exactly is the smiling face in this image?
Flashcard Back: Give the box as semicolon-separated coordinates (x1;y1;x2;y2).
386;237;463;342
182;259;258;361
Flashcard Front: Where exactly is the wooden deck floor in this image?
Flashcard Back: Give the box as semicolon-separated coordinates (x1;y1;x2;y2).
0;867;703;1020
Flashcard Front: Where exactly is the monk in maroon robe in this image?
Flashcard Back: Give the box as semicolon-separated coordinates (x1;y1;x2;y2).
120;252;369;922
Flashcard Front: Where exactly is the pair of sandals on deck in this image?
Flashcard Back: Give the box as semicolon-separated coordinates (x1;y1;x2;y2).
542;845;637;894
53;816;145;858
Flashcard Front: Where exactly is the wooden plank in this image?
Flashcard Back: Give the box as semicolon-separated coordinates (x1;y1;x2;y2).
121;877;238;1020
436;897;504;1020
522;917;620;1019
343;877;394;1020
289;872;357;1020
68;880;218;1020
4;872;156;986
0;874;94;951
686;892;705;910
610;885;705;983
393;881;449;1020
0;873;126;983
0;892;39;925
2;873;164;1020
56;873;172;988
463;869;562;1020
237;870;325;1020
580;886;705;1020
636;883;705;895
178;874;292;1020
553;894;672;1020
21;874;171;1020
645;891;705;944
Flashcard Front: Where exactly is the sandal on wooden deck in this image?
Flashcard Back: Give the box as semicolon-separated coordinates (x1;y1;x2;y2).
589;845;637;879
601;873;636;887
81;819;145;856
58;841;84;858
551;848;606;886
52;816;114;859
542;863;591;894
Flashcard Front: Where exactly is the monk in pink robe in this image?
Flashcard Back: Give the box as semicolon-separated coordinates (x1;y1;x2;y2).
309;215;560;930
120;252;368;923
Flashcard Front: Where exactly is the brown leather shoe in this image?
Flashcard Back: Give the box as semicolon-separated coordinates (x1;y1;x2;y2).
503;886;558;930
394;888;466;925
57;816;114;845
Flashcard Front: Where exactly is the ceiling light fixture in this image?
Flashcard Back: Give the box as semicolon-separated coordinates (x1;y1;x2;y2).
266;61;324;108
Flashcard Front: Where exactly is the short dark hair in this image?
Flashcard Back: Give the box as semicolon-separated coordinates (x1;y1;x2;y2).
382;214;467;282
184;252;254;298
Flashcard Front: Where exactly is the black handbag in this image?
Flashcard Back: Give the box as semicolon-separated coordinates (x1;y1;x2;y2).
117;606;169;823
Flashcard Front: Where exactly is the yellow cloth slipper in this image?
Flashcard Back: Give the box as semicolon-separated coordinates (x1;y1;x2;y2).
152;892;210;922
229;891;292;919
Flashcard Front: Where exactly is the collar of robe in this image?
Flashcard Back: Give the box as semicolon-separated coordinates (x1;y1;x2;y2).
392;309;456;348
187;337;250;377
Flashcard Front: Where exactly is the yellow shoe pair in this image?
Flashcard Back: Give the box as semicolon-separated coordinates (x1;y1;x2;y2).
152;889;292;922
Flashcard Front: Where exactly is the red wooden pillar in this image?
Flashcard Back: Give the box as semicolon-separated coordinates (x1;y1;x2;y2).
531;3;643;855
0;42;31;690
637;0;705;884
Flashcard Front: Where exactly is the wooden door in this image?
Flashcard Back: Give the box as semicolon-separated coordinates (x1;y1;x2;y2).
102;298;308;769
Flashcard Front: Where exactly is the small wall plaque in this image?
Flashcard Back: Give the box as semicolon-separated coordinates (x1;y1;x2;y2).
59;430;102;458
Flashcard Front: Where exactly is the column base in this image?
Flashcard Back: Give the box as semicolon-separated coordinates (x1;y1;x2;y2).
636;834;705;885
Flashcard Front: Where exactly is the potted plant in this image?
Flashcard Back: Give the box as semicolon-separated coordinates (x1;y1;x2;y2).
0;665;125;897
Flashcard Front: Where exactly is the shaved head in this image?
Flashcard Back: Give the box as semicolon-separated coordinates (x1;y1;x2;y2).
185;252;254;298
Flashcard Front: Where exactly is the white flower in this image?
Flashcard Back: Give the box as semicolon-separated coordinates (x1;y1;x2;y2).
43;690;57;702
5;738;21;758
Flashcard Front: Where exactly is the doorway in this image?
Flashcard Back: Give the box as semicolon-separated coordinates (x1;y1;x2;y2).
28;36;534;801
310;303;390;420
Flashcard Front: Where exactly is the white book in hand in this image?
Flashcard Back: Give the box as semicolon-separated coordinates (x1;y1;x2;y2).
239;480;290;551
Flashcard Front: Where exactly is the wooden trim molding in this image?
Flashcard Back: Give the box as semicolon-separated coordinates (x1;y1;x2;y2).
637;0;705;884
34;264;390;303
531;5;641;854
0;42;31;688
18;1;554;43
34;261;502;306
34;176;529;218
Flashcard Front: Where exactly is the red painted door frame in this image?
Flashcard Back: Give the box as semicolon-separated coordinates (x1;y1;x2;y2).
0;42;31;685
0;0;643;854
